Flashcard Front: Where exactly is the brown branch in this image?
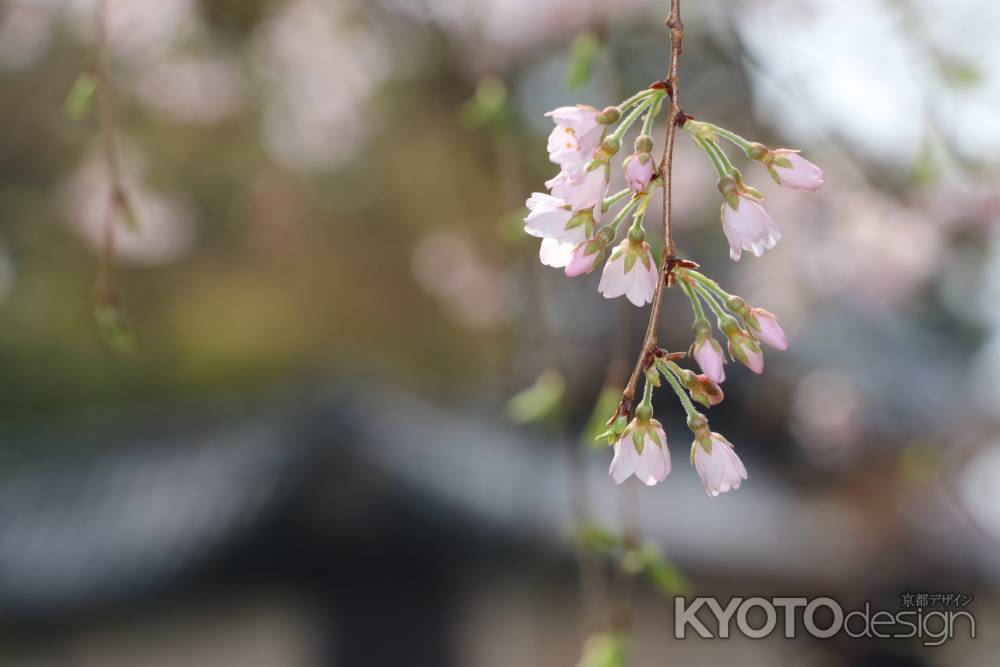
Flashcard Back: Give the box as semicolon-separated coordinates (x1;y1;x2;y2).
612;0;685;422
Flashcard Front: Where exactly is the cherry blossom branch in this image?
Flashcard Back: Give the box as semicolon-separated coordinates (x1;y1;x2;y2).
613;0;685;421
91;0;137;350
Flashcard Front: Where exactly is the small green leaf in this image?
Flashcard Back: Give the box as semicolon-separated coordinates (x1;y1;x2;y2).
577;632;627;667
458;76;510;130
574;523;621;554
566;32;602;92
94;302;134;354
64;72;97;121
506;369;565;425
581;386;622;450
621;543;691;596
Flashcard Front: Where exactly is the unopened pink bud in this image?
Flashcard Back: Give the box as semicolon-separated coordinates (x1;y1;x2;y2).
750;308;787;351
693;337;726;384
771;150;824;192
565;241;603;277
624;153;655;193
728;332;764;374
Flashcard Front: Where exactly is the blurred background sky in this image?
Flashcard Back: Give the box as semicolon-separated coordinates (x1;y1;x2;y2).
1;0;999;665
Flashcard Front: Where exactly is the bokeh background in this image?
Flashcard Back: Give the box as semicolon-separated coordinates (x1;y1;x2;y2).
1;0;999;665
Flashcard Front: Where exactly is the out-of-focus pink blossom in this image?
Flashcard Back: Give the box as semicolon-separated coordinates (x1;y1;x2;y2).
598;239;658;307
546;164;608;211
721;196;781;262
624;153;654;193
693;337;726;384
771;150;824;192
749;307;787;350
545;105;603;176
692;432;747;497
609;419;671;486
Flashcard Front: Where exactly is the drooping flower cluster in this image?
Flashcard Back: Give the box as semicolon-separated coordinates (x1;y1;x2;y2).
523;82;823;497
525;92;669;307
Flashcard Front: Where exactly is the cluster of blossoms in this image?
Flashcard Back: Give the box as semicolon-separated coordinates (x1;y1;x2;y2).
523;84;823;497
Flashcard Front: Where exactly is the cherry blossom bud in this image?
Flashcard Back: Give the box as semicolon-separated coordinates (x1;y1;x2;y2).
716;174;740;209
727;329;764;374
565;238;605;277
692;432;747;497
769;149;825;192
634;134;654;153
684;120;716;141
624;153;655;193
596;106;621;124
720;196;781;262
600;136;621;156
746;142;768;161
684;371;724;407
692;336;726;384
545;105;603;174
748;307;787;350
598;238;658;307
609;418;671;486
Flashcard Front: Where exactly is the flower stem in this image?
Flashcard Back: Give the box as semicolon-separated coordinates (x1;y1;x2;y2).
685;269;733;303
602;188;632;212
609;195;642;231
641;93;663;137
678;276;705;322
617;88;658;112
692;280;730;324
609;97;655;144
694;137;727;178
704;123;756;155
660;360;700;420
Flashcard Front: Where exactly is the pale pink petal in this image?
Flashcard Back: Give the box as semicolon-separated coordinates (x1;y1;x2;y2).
539;237;576;268
598;249;628;299
638;428;671;484
609;439;635;484
550;166;608;211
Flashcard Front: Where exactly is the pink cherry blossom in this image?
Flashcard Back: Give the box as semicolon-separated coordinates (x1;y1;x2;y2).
609;419;671;486
565;240;603;277
692;433;747;497
546;164;608;212
598;239;658;307
693;337;726;384
750;308;787;350
771;150;824;192
720;196;782;262
524;192;598;268
624;153;654;193
545;105;603;176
